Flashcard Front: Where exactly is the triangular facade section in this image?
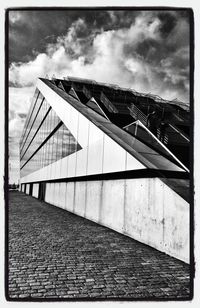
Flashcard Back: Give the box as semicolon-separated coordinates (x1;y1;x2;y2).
124;120;188;172
20;92;82;178
68;87;79;100
57;81;66;92
59;80;72;94
86;97;109;119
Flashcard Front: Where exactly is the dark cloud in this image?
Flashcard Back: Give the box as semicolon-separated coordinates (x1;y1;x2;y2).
157;12;178;37
9;10;83;63
9;10;136;64
9;10;190;69
9;9;190;103
133;39;160;61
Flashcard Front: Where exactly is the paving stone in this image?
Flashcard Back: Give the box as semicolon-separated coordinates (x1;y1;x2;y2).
93;285;105;289
8;191;191;299
44;285;56;289
9;295;19;298
19;286;30;291
30;293;44;297
9;287;18;292
18;294;30;298
29;282;40;286
67;290;79;294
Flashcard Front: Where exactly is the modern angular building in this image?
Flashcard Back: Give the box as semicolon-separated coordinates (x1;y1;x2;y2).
19;77;190;263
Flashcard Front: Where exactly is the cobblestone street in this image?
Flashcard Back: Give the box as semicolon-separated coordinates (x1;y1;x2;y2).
7;191;191;300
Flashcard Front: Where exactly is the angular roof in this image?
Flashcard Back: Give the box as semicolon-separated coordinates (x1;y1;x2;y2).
41;78;189;166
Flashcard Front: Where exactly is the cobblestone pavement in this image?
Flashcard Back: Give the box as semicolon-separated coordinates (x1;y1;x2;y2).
8;191;191;300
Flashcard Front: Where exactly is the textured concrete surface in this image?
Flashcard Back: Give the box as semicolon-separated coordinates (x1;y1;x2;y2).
8;191;191;300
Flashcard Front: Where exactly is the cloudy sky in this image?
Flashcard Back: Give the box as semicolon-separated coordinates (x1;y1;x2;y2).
8;9;190;183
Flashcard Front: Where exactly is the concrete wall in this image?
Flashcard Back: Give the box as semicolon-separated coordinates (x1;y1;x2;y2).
38;177;189;263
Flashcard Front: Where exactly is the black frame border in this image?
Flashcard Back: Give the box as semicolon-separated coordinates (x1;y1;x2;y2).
5;6;194;302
